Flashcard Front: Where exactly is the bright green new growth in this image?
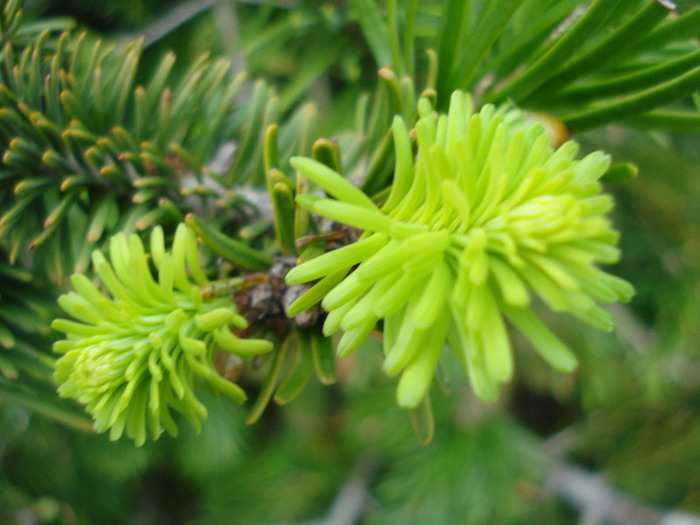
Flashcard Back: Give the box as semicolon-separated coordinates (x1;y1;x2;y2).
286;90;634;409
52;224;273;445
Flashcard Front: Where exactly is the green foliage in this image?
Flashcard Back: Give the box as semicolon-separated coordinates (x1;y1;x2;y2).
373;417;544;524
41;0;167;30
1;0;700;523
52;224;273;444
0;256;92;432
287;91;633;409
429;0;700;132
0;7;313;282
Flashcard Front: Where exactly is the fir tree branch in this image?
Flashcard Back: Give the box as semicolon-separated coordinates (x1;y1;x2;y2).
256;439;700;525
127;0;295;48
545;462;700;525
544;427;700;525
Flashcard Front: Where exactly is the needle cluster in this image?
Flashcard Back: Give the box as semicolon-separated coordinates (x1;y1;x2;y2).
52;224;273;444
286;91;634;408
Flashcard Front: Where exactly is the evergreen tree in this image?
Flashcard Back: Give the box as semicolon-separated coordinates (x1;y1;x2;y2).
1;0;699;523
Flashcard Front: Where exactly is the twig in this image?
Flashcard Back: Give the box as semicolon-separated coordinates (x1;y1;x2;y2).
544;428;700;525
546;461;700;525
124;0;295;48
608;303;658;355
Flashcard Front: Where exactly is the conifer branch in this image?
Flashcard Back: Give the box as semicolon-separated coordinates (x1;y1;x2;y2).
129;0;295;48
1;7;699;523
546;461;700;525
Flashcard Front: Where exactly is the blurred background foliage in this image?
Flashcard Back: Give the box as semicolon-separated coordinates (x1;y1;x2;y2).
1;0;700;524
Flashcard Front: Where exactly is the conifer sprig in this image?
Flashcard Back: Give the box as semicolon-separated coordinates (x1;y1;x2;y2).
52;224;273;445
0;18;281;279
286;91;634;408
0;255;95;431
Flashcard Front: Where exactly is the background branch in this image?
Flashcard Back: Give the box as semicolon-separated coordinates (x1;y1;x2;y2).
126;0;295;48
546;461;700;525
